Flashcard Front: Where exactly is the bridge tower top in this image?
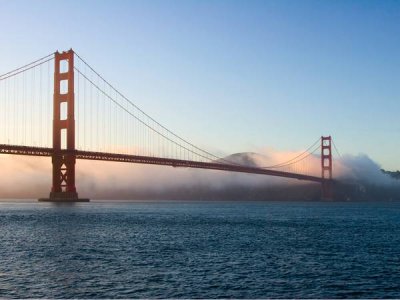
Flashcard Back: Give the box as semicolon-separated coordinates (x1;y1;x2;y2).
321;136;332;180
321;136;333;199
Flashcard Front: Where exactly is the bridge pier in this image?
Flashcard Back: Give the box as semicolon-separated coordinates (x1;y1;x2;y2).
39;193;89;203
38;50;89;203
321;180;333;200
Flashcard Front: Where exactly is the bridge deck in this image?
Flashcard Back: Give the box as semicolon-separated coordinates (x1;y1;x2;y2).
0;144;325;183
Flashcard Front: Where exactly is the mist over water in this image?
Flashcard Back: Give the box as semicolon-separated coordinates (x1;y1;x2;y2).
0;200;400;298
0;150;398;200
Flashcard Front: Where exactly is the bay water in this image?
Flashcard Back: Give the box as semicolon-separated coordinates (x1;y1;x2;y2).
0;200;399;298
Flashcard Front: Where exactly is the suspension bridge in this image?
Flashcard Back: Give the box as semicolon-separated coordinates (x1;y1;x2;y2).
0;49;337;202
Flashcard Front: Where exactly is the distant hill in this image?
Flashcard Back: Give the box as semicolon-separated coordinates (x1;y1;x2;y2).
216;152;264;167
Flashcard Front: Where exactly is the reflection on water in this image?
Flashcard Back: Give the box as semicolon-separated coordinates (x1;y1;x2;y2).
0;200;400;298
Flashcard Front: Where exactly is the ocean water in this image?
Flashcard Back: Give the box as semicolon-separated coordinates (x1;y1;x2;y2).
0;200;400;298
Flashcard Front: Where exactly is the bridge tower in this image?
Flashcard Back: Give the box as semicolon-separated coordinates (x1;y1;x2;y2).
321;136;333;200
39;50;88;202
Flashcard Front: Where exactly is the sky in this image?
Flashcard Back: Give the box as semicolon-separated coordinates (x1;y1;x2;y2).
0;0;399;169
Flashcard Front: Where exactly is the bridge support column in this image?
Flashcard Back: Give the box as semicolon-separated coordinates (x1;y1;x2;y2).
321;136;333;200
39;50;88;202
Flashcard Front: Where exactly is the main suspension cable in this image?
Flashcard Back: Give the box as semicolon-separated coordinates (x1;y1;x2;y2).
0;52;54;79
75;66;218;163
262;144;321;169
0;57;54;82
262;138;320;169
73;51;235;164
332;138;341;158
73;51;249;166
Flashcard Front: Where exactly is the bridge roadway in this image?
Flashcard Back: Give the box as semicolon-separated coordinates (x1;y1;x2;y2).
0;144;326;183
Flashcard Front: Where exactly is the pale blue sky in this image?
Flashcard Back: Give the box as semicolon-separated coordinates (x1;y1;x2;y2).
0;0;399;169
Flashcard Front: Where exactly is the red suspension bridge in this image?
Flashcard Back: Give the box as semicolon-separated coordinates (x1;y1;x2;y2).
0;49;337;202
